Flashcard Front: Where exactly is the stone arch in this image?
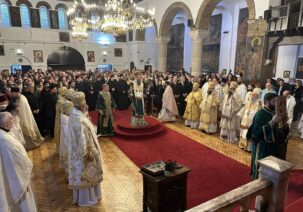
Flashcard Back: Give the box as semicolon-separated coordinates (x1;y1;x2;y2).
0;0;12;5
47;46;85;70
55;3;68;11
152;19;158;37
16;0;32;7
195;0;256;30
159;2;193;37
36;1;51;9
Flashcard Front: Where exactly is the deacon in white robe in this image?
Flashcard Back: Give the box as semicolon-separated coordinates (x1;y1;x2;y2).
0;112;37;212
283;90;296;126
59;100;73;175
68;92;103;206
11;87;44;150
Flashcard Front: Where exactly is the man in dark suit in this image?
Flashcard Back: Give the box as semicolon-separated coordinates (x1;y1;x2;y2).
171;76;182;116
276;78;288;96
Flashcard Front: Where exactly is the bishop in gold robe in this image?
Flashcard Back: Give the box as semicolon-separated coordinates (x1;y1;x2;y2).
184;83;202;129
237;88;262;151
199;82;220;133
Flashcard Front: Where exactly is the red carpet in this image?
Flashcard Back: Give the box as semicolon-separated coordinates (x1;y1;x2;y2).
89;110;303;209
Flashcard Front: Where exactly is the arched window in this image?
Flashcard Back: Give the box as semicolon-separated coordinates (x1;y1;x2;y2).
20;4;31;27
58;8;67;29
39;6;50;28
0;2;10;27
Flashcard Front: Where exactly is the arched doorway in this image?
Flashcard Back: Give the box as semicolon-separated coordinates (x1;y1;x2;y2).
47;46;85;70
158;2;193;72
193;0;257;79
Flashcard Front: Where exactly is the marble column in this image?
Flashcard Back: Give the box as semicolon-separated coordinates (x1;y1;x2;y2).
190;29;208;76
157;36;170;72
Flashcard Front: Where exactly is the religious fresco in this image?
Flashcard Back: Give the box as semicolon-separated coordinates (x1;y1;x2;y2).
87;51;95;62
31;8;41;28
0;45;4;56
50;10;59;29
201;14;222;73
167;23;184;72
245;36;264;82
9;6;21;27
135;29;145;41
33;50;44;63
235;8;249;76
296;58;303;79
114;48;123;57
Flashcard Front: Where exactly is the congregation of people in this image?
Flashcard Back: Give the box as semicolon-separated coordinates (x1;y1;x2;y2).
0;67;303;211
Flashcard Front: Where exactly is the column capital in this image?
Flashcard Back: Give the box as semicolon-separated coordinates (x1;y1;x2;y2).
189;29;208;41
156;36;170;44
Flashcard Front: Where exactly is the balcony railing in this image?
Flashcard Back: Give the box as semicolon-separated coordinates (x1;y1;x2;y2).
186;156;294;212
269;0;303;32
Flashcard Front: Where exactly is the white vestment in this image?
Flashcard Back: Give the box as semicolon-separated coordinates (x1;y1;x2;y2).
67;108;103;206
10;110;26;146
236;83;247;104
286;95;296;125
17;95;44;150
201;82;209;98
0;129;37;212
59;114;70;174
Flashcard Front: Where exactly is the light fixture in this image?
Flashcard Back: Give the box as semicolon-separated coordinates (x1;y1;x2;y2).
67;0;155;39
16;49;22;55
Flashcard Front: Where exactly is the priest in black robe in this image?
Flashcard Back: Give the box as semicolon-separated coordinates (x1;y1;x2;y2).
108;75;118;106
171;76;183;116
23;83;44;136
116;75;130;110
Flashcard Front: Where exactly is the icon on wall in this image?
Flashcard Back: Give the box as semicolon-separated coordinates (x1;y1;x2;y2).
87;51;95;62
114;48;123;57
0;45;4;56
33;50;43;63
283;70;290;78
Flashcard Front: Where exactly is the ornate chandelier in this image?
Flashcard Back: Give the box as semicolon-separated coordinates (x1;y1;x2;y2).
67;0;155;39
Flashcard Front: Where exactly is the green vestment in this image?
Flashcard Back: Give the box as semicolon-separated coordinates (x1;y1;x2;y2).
96;91;116;136
248;108;275;179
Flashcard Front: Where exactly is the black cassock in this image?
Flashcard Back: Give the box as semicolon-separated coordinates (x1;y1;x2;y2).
171;82;183;116
116;79;130;110
108;79;118;105
93;78;105;95
86;86;98;111
23;91;44;136
154;84;164;113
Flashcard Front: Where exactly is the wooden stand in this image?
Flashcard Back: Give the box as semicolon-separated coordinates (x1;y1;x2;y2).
140;166;190;212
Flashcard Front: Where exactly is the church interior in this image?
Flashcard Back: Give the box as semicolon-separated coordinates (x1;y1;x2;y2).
0;0;303;211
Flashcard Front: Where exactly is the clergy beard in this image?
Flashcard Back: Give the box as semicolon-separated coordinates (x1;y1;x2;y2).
207;90;212;95
228;91;233;97
136;79;141;85
268;103;275;111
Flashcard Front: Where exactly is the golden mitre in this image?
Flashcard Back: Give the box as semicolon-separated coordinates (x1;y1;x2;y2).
65;88;75;100
58;87;68;97
71;91;86;107
61;100;73;114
